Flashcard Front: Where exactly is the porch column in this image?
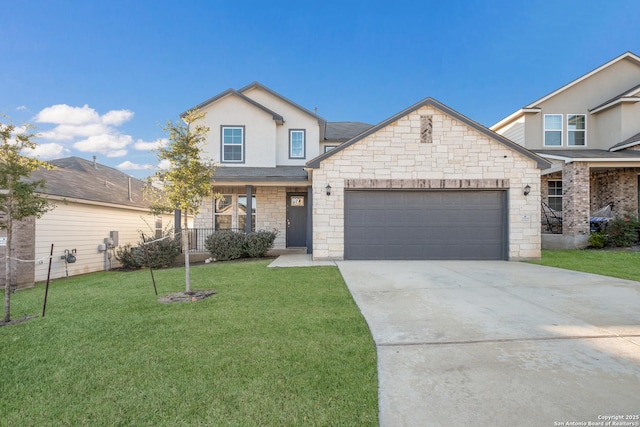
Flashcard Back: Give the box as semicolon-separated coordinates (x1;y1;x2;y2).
245;185;253;233
306;186;313;255
562;162;590;238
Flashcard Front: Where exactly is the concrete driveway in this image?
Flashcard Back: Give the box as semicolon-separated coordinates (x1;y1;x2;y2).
337;261;640;427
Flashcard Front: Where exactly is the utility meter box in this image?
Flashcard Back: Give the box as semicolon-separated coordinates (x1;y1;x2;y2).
109;231;119;247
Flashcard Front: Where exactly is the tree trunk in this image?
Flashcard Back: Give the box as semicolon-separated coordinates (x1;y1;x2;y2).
3;212;12;323
183;211;191;294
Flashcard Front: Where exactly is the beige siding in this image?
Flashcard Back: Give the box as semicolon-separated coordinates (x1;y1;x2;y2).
242;87;321;165
496;116;525;146
199;95;278;167
312;105;542;260
34;202;173;282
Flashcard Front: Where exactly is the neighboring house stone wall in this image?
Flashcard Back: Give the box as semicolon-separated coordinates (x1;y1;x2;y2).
0;216;36;290
312;105;542;260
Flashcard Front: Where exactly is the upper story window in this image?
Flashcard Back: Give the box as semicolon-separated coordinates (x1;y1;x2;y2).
567;114;586;146
221;126;244;163
544;115;562;147
289;129;306;159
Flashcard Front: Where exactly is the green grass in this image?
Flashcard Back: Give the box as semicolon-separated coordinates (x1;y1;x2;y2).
0;260;378;426
529;249;640;282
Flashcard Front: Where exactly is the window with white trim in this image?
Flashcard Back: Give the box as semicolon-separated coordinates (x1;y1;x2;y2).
222;126;244;162
544;115;562;146
548;181;562;211
289;129;305;159
214;195;233;230
567;114;586;146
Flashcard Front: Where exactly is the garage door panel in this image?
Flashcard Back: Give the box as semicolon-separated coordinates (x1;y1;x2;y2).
345;190;506;260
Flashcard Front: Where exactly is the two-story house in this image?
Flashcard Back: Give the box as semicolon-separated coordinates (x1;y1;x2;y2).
491;52;640;249
189;82;549;260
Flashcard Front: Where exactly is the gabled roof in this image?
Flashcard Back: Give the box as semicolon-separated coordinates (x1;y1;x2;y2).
307;97;551;169
610;131;640;151
238;82;326;126
491;51;640;130
324;122;374;142
589;83;640;114
28;157;150;209
184;88;284;124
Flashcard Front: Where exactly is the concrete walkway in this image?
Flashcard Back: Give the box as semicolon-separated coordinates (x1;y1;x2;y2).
337;261;640;427
267;253;336;268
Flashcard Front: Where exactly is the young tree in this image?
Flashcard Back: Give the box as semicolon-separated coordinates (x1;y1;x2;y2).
146;110;215;293
0;119;54;323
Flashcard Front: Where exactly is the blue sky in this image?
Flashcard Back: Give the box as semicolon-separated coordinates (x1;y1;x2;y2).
2;0;640;178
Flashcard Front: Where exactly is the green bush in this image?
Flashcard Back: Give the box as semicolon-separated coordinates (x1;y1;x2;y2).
205;229;279;260
140;233;181;268
604;217;639;248
244;230;278;258
588;231;607;249
115;244;144;269
205;230;246;261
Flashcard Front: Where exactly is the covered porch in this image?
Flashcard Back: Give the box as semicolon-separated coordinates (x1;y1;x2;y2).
537;149;640;248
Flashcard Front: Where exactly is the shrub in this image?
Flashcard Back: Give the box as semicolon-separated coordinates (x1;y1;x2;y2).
244;230;278;258
588;232;607;249
115;244;144;270
205;230;246;261
140;233;181;268
604;217;639;248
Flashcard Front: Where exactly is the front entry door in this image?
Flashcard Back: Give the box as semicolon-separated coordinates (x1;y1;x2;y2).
286;193;307;247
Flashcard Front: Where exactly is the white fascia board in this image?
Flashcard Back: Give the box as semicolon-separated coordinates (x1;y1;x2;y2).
490;108;541;131
42;194;152;212
610;141;640;152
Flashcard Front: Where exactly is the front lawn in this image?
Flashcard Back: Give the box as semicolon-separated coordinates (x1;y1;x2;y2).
0;260;378;426
529;249;640;282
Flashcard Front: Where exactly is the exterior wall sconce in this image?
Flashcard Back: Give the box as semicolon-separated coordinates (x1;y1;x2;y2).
524;184;531;196
325;184;332;196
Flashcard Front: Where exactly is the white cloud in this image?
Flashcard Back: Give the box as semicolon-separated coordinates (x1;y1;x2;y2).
117;161;156;171
35;104;101;125
16;105;27;111
74;134;132;157
134;138;167;151
102;109;134;126
23;142;67;159
158;159;172;170
38;123;111;141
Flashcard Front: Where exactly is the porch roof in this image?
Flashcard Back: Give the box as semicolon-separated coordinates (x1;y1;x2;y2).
534;149;640;162
609;131;640;151
212;166;309;182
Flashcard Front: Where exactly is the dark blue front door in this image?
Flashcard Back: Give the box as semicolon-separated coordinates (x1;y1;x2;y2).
286;193;307;247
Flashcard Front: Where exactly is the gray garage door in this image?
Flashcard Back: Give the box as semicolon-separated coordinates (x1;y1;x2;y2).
344;190;507;260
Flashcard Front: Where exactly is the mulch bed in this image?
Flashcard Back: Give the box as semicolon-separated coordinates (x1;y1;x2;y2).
158;290;217;304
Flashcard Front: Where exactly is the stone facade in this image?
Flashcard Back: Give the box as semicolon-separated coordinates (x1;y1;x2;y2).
562;162;590;237
591;168;639;216
312;105;543;260
0;216;36;290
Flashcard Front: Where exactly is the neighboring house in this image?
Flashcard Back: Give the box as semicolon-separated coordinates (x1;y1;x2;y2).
491;51;640;248
192;83;550;260
0;157;173;288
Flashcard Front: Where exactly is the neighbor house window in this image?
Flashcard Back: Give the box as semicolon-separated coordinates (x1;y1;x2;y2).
548;181;562;211
324;145;337;153
289;129;306;159
155;217;163;239
214;194;233;230
238;195;256;232
222;126;244;162
567;114;586;146
544;115;562;146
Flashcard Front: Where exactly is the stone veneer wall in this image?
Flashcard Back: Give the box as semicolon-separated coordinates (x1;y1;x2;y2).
562;162;590;237
591;168;639;216
312;105;543;260
0;216;36;289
